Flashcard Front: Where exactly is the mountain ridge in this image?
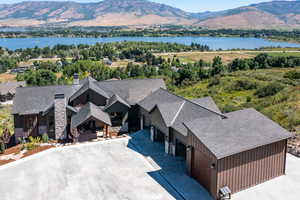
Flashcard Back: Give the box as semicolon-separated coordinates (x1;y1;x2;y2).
1;0;300;29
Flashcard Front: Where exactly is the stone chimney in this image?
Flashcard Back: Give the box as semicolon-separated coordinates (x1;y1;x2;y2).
54;93;67;141
73;73;79;85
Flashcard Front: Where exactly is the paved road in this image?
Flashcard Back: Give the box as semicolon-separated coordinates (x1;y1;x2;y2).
0;139;180;200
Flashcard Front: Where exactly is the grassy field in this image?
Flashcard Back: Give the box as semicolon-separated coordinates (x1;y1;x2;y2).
156;50;300;64
156;51;256;64
174;68;300;134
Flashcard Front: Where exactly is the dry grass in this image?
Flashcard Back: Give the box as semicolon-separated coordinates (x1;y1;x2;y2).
0;73;16;83
156;51;255;64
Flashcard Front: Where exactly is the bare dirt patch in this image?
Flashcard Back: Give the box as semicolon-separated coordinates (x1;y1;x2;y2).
0;73;16;83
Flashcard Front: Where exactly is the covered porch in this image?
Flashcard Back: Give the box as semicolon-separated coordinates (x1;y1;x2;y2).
70;103;112;142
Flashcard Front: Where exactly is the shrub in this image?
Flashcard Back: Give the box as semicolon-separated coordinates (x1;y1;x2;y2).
230;79;257;91
208;76;220;87
0;142;5;154
42;133;49;143
246;96;252;102
255;83;284;98
284;70;300;80
23;136;41;151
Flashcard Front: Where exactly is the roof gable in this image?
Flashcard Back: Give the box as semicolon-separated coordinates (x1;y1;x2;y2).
150;101;185;127
71;102;111;129
69;80;109;102
192;97;221;114
104;94;131;112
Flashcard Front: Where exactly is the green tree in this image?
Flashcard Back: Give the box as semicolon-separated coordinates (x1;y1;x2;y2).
211;56;224;76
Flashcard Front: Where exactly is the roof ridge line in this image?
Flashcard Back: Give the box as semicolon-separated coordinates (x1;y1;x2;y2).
158;87;227;119
98;78;164;83
170;101;186;126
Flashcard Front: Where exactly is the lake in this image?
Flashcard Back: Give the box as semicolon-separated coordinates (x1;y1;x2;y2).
1;36;300;50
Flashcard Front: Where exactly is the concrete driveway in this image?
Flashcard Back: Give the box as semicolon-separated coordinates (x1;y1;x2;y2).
233;154;300;200
0;138;180;200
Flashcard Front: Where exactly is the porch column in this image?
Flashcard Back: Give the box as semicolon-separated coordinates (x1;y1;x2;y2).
150;126;154;142
186;145;193;176
170;142;176;156
165;135;169;154
140;116;144;130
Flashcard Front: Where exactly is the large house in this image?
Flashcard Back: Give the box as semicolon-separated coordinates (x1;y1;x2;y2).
12;75;292;200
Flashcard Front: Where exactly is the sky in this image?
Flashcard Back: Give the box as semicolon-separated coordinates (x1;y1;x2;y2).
3;0;275;12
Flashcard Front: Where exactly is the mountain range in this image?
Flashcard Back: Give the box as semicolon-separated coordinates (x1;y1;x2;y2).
0;0;300;29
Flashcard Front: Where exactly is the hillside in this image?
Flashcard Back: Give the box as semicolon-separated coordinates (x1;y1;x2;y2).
197;1;300;29
1;0;300;29
0;0;195;27
174;68;300;134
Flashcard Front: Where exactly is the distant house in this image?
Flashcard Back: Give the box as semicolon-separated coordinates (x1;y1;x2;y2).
103;58;113;65
0;81;26;102
12;75;292;200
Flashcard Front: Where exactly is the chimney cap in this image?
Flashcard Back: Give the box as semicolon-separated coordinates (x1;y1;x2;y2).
55;93;65;99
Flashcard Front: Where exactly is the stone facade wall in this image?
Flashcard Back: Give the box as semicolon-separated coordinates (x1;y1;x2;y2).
54;94;67;140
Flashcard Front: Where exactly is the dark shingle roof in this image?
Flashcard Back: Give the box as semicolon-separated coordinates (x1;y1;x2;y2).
192;97;221;114
104;94;131;110
138;88;183;112
0;81;26;95
139;88;226;136
184;108;293;159
69;80;110;102
12;85;79;115
13;78;165;115
79;76;97;85
71;102;111;129
97;78;166;105
151;101;185;127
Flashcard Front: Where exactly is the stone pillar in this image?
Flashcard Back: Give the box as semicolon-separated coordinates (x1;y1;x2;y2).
140;116;144;130
54;94;67;141
150;126;154;142
73;73;79;85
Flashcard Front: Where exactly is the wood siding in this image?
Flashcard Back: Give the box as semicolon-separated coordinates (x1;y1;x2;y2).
187;132;218;198
217;140;287;195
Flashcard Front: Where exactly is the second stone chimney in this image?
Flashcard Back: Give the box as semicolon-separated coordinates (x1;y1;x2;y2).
73;73;79;85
